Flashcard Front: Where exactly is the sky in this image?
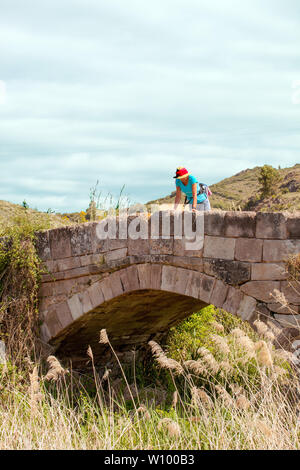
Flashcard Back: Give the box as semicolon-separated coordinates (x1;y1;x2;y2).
0;0;300;213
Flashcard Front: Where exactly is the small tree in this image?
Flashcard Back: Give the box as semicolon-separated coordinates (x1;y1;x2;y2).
258;165;281;198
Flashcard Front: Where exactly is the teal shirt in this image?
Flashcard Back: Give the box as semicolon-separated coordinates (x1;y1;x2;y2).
176;175;207;204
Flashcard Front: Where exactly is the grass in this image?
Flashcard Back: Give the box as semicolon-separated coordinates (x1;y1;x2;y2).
0;200;71;236
0;304;299;450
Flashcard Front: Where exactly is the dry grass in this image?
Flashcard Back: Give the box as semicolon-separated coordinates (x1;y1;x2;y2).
0;322;299;450
0;200;71;236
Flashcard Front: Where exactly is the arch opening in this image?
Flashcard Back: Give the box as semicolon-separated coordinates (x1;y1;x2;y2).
51;288;208;366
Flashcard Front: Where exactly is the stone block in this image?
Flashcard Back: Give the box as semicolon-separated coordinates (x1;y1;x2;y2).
204;211;226;236
235;238;263;262
35;231;51;261
49;227;71;260
150;238;174;255
130;255;151;265
240;281;281;303
99;278;114;301
173;238;203;258
119;269;131;292
269;303;299;314
151;264;162;290
199;274;216;303
137;264;152;289
104;247;128;263
203;236;236;260
256;212;287;239
161;265;177;292
79;254;94;267
185;271;202;299
91;222;109;253
70;224;94;256
203;258;250;285
66;266;97;280
39;283;54;298
210;279;229;308
274;314;300;328
224;212;256;238
87;282;105;309
237;295;257;321
108;239;128;250
149;254;169;264
45;308;62;337
173;268;191;295
41;271;65;283
43;260;58;273
149;211;177;239
106;256;131;271
222;287;243;315
109;271;124;297
281;281;300;305
251;263;287;281
40;323;51;342
56;257;81;272
171;256;203;271
54;301;73;328
286;214;300;239
125;265;140;291
78;291;93;314
67;294;84;320
53;279;77;296
127;214;149;240
263;240;300;262
128;238;150;256
39;296;55;316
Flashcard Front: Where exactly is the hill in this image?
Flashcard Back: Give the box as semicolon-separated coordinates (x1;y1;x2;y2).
147;164;300;211
0;200;71;236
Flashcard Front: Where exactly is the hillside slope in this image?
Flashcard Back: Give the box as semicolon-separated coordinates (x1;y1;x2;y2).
148;164;300;211
0;200;71;235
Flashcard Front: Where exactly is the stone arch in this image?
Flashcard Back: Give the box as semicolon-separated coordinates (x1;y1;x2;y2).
40;264;258;363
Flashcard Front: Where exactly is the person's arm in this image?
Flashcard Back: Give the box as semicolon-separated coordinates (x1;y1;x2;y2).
191;183;198;211
174;186;181;210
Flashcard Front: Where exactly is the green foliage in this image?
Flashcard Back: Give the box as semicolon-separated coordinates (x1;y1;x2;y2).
166;305;216;362
163;305;291;399
0;211;48;365
258;165;281;198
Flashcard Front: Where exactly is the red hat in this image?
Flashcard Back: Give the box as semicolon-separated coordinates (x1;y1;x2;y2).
173;167;190;179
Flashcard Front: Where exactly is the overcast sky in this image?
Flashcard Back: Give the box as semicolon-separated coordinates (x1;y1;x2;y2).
0;0;300;212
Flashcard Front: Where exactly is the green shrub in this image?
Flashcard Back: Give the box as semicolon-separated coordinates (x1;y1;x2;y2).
258;165;281;198
0;211;49;366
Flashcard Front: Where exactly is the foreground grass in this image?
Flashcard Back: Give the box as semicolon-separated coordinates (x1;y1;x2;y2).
0;385;298;450
0;308;299;450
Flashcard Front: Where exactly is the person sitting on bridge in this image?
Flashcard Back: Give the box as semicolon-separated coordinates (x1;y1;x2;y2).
173;167;211;212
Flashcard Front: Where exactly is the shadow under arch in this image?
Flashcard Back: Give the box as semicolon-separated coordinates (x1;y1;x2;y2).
53;288;207;365
44;264;259;366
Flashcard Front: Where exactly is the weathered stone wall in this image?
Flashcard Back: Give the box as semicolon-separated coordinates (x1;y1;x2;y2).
35;211;300;362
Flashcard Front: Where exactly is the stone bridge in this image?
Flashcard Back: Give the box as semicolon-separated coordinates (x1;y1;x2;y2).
35;211;300;365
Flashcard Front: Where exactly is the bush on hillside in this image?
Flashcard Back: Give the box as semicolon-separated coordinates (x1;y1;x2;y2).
258;165;281;198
